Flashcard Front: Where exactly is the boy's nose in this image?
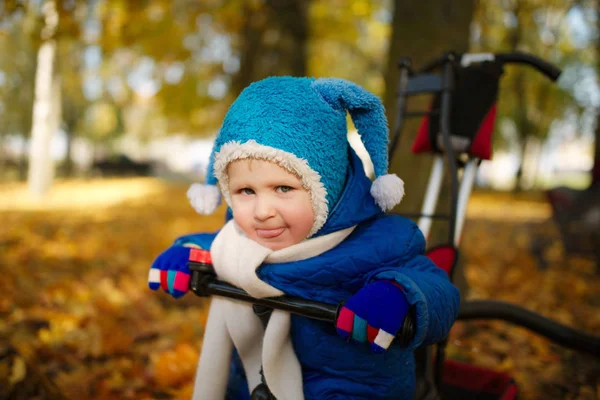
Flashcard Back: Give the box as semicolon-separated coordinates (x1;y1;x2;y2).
254;196;276;220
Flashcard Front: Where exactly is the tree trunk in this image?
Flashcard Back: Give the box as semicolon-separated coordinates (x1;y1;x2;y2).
61;92;79;179
28;0;60;196
593;117;600;184
19;133;28;181
231;0;309;95
514;72;529;192
594;0;600;185
62;128;74;177
509;1;530;192
383;1;475;299
384;0;476;215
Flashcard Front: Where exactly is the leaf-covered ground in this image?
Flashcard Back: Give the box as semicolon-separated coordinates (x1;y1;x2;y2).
0;179;598;400
448;193;600;400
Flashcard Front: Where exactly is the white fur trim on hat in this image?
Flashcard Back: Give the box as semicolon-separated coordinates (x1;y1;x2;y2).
187;183;222;215
370;174;404;211
213;140;328;237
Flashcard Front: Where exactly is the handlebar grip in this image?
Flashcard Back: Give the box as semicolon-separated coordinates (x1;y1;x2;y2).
495;52;562;81
188;264;416;347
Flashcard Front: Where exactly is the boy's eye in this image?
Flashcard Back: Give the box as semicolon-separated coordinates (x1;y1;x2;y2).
240;188;255;195
277;186;293;193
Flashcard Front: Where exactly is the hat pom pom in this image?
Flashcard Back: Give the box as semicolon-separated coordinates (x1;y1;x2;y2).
187;183;221;215
370;174;404;211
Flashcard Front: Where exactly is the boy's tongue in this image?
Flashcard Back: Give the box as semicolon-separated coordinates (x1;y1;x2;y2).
256;228;285;239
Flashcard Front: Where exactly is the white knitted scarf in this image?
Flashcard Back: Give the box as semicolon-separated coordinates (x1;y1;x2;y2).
192;220;355;400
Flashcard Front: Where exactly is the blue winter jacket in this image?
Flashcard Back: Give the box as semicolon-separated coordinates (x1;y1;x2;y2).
174;150;460;399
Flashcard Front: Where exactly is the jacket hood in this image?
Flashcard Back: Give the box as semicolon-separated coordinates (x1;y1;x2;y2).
314;147;383;237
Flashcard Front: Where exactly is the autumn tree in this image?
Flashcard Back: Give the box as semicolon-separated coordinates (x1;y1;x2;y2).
497;0;576;190
231;0;310;95
1;0;83;193
310;0;390;94
59;37;88;177
27;0;62;196
0;9;37;181
473;0;582;190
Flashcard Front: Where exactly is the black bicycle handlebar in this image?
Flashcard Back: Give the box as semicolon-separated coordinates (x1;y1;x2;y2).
417;51;562;82
494;52;562;81
458;300;600;357
188;261;416;347
188;260;599;357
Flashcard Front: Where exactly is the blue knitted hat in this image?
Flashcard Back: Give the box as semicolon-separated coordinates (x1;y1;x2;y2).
188;77;404;236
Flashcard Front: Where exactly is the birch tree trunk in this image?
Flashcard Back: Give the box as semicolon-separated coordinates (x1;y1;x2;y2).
28;0;60;196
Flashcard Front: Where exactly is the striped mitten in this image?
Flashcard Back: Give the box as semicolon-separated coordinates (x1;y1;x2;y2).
336;280;410;352
148;246;194;298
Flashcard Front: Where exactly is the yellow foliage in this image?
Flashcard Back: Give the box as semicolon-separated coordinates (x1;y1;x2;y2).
152;343;200;387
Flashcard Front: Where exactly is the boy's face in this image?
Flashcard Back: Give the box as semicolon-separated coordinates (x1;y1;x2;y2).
227;159;314;251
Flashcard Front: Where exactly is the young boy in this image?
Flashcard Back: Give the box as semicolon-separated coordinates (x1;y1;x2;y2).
149;77;460;400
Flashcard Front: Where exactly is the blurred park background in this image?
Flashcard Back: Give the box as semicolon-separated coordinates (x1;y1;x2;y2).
0;0;599;399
